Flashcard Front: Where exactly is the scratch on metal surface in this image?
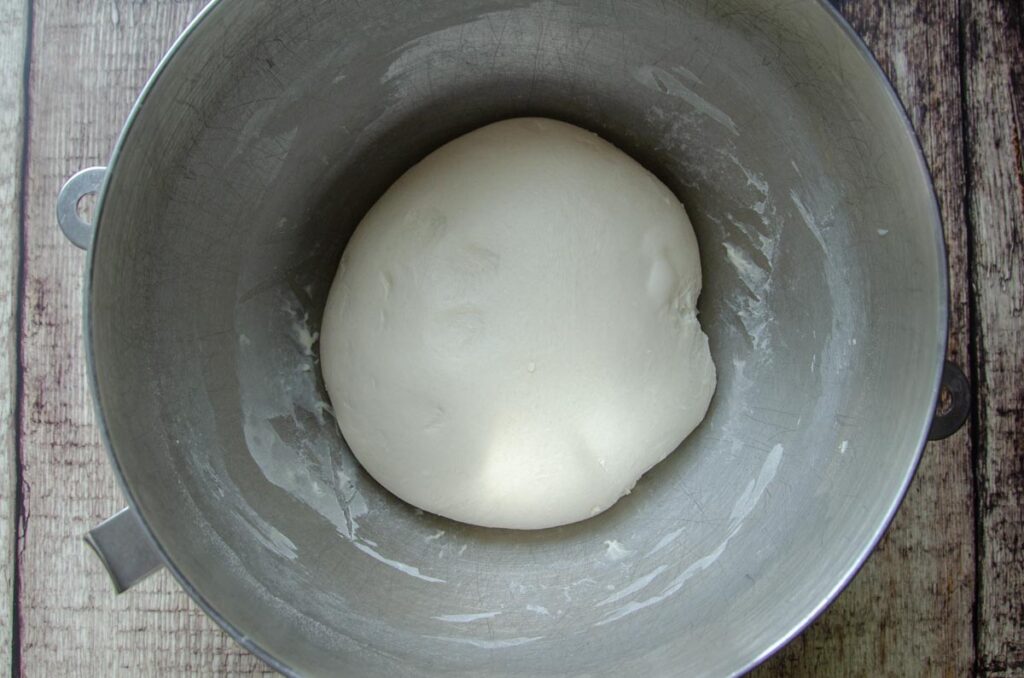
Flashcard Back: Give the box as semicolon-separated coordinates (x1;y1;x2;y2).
597;445;784;626
634;65;739;136
424;635;543;649
791;191;831;262
352;541;446;584
432;611;501;623
596;565;668;607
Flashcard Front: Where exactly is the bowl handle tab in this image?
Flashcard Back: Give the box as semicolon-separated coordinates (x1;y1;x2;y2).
83;507;164;594
928;360;970;441
56;166;106;250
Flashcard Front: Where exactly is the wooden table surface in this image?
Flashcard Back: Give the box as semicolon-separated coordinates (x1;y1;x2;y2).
1;1;1020;675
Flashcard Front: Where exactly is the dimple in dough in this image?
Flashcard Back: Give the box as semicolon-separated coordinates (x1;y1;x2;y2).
321;118;716;530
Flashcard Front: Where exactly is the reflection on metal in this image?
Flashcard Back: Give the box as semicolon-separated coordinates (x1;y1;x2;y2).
84;507;164;594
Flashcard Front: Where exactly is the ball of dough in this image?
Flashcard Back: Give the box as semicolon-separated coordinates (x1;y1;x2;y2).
321;118;716;530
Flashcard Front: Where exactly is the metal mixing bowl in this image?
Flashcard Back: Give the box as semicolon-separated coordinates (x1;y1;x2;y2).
59;0;951;675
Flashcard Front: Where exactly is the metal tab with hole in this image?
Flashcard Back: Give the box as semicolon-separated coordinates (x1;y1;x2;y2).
928;360;970;441
57;166;106;249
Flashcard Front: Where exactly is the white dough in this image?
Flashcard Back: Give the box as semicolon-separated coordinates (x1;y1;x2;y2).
321;118;716;530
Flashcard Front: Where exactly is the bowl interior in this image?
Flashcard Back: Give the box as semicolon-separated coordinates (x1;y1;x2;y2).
90;1;945;675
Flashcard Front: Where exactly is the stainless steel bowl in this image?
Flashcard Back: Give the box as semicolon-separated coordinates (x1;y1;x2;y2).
59;0;954;675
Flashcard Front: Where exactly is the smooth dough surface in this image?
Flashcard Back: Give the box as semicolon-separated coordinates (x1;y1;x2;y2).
321;118;716;530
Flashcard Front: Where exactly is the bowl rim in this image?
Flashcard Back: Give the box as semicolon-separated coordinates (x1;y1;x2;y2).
82;0;949;675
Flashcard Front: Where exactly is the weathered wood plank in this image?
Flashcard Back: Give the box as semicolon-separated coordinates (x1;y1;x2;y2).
962;1;1024;674
1;0;27;671
757;1;976;675
18;1;271;674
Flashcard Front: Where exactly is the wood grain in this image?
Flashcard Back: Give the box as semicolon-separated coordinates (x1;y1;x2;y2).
17;1;270;675
757;2;977;674
0;0;27;672
962;1;1024;674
